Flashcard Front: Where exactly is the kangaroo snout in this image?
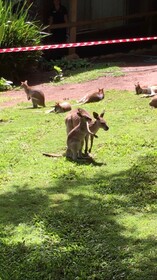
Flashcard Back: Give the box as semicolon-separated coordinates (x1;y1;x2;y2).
104;125;109;131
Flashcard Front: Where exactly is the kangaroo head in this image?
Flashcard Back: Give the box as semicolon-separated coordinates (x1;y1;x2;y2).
135;82;142;94
77;109;92;122
55;102;60;107
54;102;62;112
93;111;109;131
21;80;28;86
98;88;104;93
21;80;29;90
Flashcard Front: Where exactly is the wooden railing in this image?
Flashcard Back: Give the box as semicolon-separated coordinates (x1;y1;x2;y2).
49;10;157;30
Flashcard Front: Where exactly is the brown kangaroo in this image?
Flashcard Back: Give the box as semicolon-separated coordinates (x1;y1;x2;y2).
65;108;109;155
66;109;98;161
21;80;46;108
135;82;157;97
65;108;91;134
149;96;157;108
49;102;72;113
77;88;104;104
85;111;109;154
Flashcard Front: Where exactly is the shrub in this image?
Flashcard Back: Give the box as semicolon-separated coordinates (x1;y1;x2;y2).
0;0;45;82
0;77;13;91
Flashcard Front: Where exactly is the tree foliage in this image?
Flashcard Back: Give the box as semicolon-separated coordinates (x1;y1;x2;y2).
0;0;45;82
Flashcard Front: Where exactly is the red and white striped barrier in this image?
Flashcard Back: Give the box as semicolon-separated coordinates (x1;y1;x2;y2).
0;36;157;53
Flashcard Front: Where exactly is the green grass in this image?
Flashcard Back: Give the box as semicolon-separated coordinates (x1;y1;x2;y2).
0;95;13;104
53;63;123;84
0;89;157;280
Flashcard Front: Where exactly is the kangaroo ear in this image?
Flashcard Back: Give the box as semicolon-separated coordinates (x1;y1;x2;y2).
93;112;99;119
99;88;104;92
77;108;82;115
100;110;105;117
77;112;82;118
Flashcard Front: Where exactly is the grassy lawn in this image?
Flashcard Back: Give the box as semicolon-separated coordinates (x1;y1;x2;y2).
59;63;123;84
0;86;157;279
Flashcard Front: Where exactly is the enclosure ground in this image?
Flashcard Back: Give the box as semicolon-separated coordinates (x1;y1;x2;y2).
1;54;157;108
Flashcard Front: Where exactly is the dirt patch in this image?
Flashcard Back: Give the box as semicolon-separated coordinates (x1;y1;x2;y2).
1;54;157;108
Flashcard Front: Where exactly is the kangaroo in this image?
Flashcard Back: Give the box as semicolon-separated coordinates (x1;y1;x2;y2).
66;109;98;161
135;82;157;97
49;102;72;113
85;111;109;154
65;108;91;134
21;80;46;108
77;88;104;104
149;96;157;108
65;108;109;155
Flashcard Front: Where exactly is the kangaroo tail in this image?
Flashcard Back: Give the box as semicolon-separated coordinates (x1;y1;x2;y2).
42;152;63;157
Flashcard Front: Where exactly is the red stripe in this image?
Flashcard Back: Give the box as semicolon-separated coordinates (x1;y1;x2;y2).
0;36;157;53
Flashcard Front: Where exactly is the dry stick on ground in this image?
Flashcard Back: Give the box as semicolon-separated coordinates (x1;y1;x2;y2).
42;152;63;157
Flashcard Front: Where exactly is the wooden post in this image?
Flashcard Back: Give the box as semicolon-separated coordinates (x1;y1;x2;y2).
141;0;153;35
69;0;77;55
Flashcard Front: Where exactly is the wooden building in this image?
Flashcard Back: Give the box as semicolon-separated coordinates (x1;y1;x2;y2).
40;0;157;38
12;0;157;57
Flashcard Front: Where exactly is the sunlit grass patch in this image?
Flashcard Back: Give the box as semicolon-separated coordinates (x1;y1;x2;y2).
0;88;157;280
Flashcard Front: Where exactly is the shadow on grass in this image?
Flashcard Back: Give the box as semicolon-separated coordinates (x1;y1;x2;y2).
0;184;49;226
0;154;157;279
20;106;44;110
65;156;106;166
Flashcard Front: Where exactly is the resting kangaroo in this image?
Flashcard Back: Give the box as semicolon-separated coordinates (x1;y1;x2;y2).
78;88;104;104
65;108;109;154
149;96;157;108
49;102;72;113
135;82;157;97
21;80;46;108
66;109;98;161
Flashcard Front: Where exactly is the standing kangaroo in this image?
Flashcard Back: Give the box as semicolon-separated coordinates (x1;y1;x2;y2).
65;108;109;154
135;82;157;97
66;109;98;161
21;80;46;108
77;88;104;104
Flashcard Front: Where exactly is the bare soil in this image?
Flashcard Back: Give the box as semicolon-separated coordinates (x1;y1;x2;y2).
1;54;157;108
